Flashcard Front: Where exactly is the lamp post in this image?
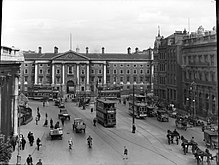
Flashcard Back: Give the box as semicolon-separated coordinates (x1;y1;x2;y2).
132;84;135;133
190;81;197;118
16;106;21;165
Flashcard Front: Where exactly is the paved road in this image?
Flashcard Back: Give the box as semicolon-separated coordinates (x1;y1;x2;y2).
9;100;217;165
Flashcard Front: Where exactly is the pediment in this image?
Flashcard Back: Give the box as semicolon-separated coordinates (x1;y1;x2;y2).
52;50;89;61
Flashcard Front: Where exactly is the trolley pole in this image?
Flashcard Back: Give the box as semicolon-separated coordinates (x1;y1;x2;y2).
132;84;135;133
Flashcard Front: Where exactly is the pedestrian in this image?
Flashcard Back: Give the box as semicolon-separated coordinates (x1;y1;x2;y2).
93;117;97;126
37;112;41;121
123;146;128;160
45;113;48;119
27;132;31;145
91;108;93;113
35;116;38;125
43;101;45;107
36;159;42;165
132;124;136;133
26;154;33;165
36;138;41;151
29;133;34;146
61;117;65;127
37;107;39;113
43;119;48;127
10;136;17;151
21;136;26;150
50;118;53;129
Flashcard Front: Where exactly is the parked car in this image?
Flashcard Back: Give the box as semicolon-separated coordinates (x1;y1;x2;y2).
73;118;86;133
157;110;169;122
58;109;70;120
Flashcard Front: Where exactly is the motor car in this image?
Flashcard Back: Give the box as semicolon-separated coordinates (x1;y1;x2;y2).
73;118;86;133
58;102;65;108
49;128;63;140
157;110;169;122
58;109;70;120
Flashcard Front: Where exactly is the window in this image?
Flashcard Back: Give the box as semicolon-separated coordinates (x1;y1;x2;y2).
127;76;130;82
39;69;43;74
24;76;28;82
133;70;137;74
127;64;130;67
113;70;117;74
47;69;50;74
120;77;123;82
98;77;102;83
140;76;143;82
25;64;28;67
47;64;50;67
133;64;137;67
81;69;85;74
99;64;102;67
39;77;43;83
39;64;43;67
56;77;60;83
120;70;124;74
140;69;143;74
147;70;150;74
25;69;28;74
98;70;102;74
120;64;124;67
126;70;130;74
81;77;85;83
113;64;117;67
91;69;94;74
107;69;109;74
114;77;117;82
140;64;143;67
56;69;60;74
68;66;73;74
133;77;137;82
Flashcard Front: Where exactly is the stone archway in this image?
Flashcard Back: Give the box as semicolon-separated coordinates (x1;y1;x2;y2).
67;80;75;94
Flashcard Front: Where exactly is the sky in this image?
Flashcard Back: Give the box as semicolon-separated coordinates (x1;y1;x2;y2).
1;0;216;53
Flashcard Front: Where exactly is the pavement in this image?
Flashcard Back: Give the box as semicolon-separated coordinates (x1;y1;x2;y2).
9;102;48;165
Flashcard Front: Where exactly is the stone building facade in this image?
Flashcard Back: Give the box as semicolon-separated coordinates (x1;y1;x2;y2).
182;26;217;117
19;47;153;97
0;46;24;141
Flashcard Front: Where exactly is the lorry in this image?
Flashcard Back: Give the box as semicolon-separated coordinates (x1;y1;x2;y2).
72;118;86;133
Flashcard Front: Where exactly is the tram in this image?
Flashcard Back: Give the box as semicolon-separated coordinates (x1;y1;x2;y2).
98;89;121;100
128;94;147;119
28;85;59;101
96;99;116;127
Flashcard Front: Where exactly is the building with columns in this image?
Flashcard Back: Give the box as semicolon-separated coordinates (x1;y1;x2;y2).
20;46;153;98
0;46;24;141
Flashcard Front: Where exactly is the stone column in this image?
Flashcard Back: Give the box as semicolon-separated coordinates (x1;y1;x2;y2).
103;64;106;85
62;64;65;85
13;74;19;136
52;64;55;85
34;63;38;84
76;64;80;92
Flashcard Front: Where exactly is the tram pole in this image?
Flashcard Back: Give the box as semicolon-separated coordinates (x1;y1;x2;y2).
132;84;136;133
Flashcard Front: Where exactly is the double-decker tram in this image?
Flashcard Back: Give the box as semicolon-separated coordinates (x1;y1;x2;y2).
128;94;147;119
98;89;121;100
96;99;116;127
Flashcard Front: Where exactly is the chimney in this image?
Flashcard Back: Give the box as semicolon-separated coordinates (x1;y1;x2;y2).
38;47;42;54
127;47;131;54
135;47;139;53
86;47;89;54
76;47;80;53
54;46;58;54
102;47;105;54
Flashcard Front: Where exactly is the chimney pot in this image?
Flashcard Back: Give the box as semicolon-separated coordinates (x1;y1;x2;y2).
102;47;105;54
38;47;42;54
54;46;58;54
135;47;139;53
127;47;131;54
86;47;89;54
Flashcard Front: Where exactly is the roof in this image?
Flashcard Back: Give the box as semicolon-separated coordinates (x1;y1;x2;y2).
97;99;116;104
23;50;151;61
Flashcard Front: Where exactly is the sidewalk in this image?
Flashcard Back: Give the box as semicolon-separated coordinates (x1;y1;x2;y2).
9;102;46;165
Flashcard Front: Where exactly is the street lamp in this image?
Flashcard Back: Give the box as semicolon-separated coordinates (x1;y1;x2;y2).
16;106;21;165
132;84;136;133
190;81;197;118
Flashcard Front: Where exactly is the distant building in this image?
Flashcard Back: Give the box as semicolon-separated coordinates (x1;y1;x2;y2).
19;46;153;98
0;46;24;141
182;26;217;117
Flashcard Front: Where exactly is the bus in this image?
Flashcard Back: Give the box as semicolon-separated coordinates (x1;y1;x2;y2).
98;89;121;100
28;85;59;101
96;99;116;127
128;94;147;119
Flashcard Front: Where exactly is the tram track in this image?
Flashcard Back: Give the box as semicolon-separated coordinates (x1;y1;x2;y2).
67;102;181;164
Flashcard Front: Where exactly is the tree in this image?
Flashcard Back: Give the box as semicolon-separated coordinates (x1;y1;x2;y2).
0;139;13;164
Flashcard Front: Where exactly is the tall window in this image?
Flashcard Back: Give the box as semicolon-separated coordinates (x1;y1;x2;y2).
56;69;60;74
81;69;85;75
68;66;73;74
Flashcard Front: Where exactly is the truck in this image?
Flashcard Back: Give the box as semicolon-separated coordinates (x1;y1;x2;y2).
58;109;70;120
49;128;63;140
72;118;86;133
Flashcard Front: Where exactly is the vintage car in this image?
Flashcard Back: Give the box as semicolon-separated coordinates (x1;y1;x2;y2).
175;116;187;130
73;118;86;133
203;130;218;149
58;109;70;120
49;128;63;140
54;99;60;106
58;102;65;108
157;110;169;122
